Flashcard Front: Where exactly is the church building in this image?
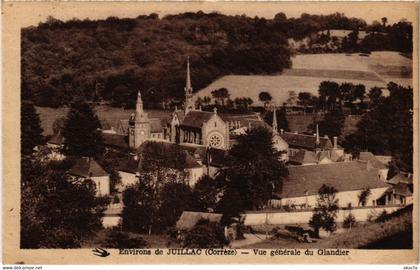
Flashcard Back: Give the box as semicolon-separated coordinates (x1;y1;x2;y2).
126;57;281;152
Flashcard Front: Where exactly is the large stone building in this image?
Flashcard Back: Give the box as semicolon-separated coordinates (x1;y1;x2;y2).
124;58;284;152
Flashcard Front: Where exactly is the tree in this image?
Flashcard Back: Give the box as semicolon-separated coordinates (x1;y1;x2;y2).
211;88;230;107
309;185;339;237
343;213;356;229
217;127;288;222
258;91;272;108
358;187;371;206
381;17;388;27
286;91;298;106
122;178;200;234
121;143;192;234
297;92;313;113
21;101;44;155
183;219;228;248
62;100;104;157
121;178;156;234
354;84;366;111
317;108;345;138
319;81;340;111
367;87;383;108
193;175;220;211
21;157;108;248
349;82;413;171
158;182;202;231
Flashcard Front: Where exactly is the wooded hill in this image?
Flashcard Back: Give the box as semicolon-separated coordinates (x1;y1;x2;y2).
21;12;412;108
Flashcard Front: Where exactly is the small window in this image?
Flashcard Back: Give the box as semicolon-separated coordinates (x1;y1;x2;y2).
215;122;217;127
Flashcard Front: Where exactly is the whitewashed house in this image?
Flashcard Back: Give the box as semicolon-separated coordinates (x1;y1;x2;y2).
272;161;391;209
68;157;110;197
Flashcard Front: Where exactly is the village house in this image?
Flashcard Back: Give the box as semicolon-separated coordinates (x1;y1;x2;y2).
282;125;345;165
272;161;391;209
382;172;413;205
67;157;110;197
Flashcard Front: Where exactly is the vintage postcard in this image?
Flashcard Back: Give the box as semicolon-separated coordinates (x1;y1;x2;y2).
3;0;419;265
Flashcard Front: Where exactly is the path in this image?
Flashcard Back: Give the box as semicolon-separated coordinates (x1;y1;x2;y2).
229;233;269;248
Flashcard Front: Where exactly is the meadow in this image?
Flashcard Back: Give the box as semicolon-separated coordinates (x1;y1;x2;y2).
195;51;412;106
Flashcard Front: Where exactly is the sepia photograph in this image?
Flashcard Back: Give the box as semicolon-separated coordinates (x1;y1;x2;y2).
3;0;418;265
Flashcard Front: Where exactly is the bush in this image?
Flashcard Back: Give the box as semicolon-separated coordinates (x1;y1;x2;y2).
343;213;356;229
183;219;228;248
375;210;389;223
104;229;148;249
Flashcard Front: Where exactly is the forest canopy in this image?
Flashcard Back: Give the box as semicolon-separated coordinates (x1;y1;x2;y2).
22;11;412;108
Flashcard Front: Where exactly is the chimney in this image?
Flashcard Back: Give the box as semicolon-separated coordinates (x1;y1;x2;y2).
280;129;284;134
333;136;338;149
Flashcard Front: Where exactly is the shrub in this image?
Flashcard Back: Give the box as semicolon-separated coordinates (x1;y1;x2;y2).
343;213;356;229
309;185;339;237
104;229;148;249
183;219;228;248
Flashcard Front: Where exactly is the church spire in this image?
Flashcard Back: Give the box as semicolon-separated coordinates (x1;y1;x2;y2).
315;123;320;146
272;105;278;135
184;56;194;114
136;90;143;115
186;56;192;94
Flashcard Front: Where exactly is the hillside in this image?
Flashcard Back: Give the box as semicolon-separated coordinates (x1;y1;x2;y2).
195;51;412;106
22;12;292;108
22;12;412;109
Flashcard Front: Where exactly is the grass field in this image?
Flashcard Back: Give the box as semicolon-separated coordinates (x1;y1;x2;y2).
195;51;412;106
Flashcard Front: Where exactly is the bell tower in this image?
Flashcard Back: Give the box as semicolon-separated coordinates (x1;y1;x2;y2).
129;91;150;149
184;57;195;114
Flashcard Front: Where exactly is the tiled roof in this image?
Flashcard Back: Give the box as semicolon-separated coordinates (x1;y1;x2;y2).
176;211;222;230
48;133;64;145
289;150;317;165
387;173;413;185
181;111;214;128
102;133;129;150
280;132;332;150
277;161;390;198
117;119;129;135
150;118;163;133
184;151;202;168
359;152;388;169
100;119;112;130
118;156;140;174
68;157;109;178
393;182;413;197
175;110;186;122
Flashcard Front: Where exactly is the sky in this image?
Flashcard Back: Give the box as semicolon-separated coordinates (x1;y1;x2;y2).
15;1;417;27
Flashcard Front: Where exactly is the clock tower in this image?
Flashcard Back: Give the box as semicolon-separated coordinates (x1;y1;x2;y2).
129;91;150;149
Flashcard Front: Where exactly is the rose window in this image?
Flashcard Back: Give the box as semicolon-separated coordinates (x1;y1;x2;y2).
209;134;222;148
